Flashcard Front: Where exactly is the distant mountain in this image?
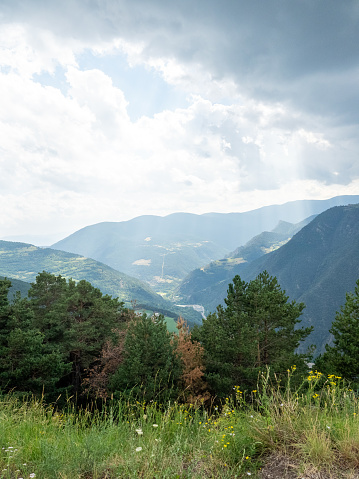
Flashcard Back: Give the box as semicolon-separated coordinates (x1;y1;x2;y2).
51;195;359;297
179;204;359;353
176;215;315;309
0;241;201;325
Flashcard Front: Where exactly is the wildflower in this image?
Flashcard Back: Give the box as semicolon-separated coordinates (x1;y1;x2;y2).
30;475;36;478
152;424;158;428
135;428;143;435
136;447;142;452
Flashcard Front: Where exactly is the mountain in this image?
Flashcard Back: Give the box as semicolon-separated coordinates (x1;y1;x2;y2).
51;195;359;297
180;204;359;353
176;215;315;310
239;204;359;353
0;241;201;325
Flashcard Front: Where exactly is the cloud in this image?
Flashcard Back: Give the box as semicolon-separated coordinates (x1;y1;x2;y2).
0;0;358;239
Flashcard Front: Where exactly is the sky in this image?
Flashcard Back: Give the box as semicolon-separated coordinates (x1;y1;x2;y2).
1;0;359;244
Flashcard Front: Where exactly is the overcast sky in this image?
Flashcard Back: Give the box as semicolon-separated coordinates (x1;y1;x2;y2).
1;0;359;243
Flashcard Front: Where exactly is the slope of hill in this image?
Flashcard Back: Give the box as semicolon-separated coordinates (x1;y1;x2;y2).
239;204;359;352
51;196;359;297
0;241;201;325
179;204;359;353
176;216;314;309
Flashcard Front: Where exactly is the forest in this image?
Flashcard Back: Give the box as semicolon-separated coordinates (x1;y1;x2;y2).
1;270;358;405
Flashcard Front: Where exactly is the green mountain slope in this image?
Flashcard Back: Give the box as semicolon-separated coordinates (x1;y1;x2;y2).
239;204;359;353
180;204;359;353
0;241;201;325
176;216;314;310
51;196;359;297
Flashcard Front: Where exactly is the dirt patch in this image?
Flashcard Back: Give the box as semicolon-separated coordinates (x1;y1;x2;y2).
258;453;359;479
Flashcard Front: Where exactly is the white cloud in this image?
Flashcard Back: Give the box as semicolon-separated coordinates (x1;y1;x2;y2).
0;2;358;240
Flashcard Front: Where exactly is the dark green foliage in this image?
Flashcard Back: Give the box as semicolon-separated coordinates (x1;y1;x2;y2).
27;272;125;397
315;279;359;382
193;272;312;397
109;313;182;402
0;278;68;398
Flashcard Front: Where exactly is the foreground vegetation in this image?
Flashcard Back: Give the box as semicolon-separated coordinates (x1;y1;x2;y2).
2;270;359;477
1;370;359;479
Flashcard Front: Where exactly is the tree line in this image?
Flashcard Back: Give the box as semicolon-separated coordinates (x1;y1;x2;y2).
0;270;358;406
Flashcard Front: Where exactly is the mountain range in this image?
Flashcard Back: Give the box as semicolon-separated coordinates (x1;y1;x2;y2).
51;195;359;298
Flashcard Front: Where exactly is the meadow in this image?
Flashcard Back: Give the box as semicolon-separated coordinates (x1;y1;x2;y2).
1;369;359;479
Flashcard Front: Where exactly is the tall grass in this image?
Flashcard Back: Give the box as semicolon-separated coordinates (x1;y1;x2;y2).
1;369;359;478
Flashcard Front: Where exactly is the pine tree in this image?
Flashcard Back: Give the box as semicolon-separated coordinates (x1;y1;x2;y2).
0;278;69;398
315;279;359;381
109;313;182;402
194;271;313;397
27;272;125;397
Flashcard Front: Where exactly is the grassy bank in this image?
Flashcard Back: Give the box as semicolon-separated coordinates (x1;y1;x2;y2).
1;370;359;478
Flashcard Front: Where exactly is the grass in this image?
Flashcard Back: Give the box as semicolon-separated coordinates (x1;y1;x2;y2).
1;370;359;478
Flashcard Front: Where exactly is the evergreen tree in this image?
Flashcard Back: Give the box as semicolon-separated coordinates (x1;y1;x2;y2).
193;271;313;397
315;279;359;381
0;278;68;398
27;272;125;397
109;313;182;402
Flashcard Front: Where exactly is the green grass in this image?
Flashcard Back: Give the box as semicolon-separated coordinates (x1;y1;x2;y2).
1;370;359;478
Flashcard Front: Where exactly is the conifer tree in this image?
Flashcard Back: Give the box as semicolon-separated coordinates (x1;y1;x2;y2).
27;272;124;397
109;313;182;402
0;278;68;398
315;279;359;381
193;271;313;397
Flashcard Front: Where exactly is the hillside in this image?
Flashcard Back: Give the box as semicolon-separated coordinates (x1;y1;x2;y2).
176;215;314;309
51;196;359;297
180;204;359;353
240;204;359;352
0;241;201;325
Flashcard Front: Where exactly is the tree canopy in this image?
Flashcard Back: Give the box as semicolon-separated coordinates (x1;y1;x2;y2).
315;279;359;382
193;271;313;396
